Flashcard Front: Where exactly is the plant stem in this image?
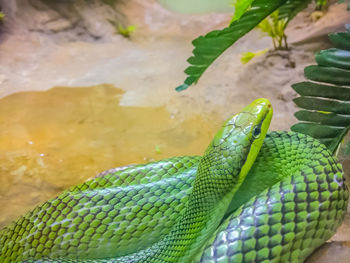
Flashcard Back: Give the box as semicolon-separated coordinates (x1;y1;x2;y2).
272;38;277;50
283;35;289;50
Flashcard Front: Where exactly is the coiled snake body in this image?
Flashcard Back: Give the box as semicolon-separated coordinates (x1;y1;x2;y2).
0;99;348;263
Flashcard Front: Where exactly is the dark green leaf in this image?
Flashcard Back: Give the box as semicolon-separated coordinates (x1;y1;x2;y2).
291;123;343;141
292;82;350;100
176;0;287;91
329;32;350;51
292;26;350;154
304;65;350;86
294;110;350;126
316;48;350;70
278;0;312;22
294;97;350;114
328;127;350;153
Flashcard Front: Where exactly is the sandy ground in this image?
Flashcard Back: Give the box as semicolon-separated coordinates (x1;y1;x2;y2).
2;1;348;129
0;0;350;261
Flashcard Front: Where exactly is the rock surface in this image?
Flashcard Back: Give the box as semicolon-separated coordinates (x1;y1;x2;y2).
0;0;125;41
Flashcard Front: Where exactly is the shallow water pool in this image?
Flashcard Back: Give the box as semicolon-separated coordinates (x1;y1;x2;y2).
0;84;222;228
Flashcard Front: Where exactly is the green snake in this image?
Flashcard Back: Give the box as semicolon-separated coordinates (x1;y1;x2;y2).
0;98;348;263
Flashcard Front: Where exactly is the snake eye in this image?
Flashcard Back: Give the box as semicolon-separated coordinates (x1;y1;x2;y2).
253;126;261;138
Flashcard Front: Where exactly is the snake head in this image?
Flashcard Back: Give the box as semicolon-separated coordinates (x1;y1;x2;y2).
234;98;273;180
208;98;273;184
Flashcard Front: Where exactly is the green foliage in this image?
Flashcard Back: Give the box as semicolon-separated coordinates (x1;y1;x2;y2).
176;0;287;91
240;49;268;64
316;0;328;10
258;11;288;50
108;19;136;38
230;0;254;23
177;0;344;91
278;0;312;22
291;25;350;154
116;24;136;38
176;0;317;91
0;12;4;21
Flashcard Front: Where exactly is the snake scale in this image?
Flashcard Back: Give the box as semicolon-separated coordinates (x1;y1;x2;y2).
0;99;348;263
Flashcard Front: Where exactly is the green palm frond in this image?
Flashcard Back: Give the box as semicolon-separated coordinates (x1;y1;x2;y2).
278;0;312;22
292;25;350;154
176;0;287;91
176;0;328;91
